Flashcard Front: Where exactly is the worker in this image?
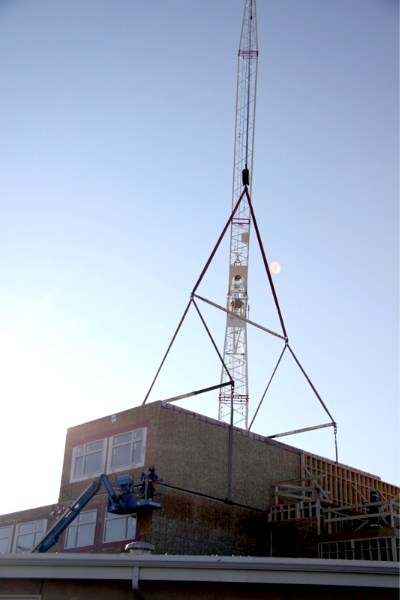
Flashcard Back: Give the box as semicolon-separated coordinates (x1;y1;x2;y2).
369;489;380;527
140;466;159;500
147;465;159;499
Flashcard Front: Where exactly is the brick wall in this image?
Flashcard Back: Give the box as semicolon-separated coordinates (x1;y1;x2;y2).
1;400;397;558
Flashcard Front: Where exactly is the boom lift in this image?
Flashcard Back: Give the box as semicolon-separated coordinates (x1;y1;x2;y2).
32;473;162;553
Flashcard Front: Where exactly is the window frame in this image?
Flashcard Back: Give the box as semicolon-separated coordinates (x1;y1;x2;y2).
70;427;147;483
64;509;97;550
13;520;47;553
70;438;107;483
0;525;13;554
103;509;137;544
106;427;147;474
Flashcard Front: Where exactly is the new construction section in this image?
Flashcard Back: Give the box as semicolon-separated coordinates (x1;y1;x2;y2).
0;400;398;561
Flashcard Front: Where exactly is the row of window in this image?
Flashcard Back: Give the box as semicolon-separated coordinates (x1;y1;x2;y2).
71;427;147;482
319;537;399;562
0;510;137;553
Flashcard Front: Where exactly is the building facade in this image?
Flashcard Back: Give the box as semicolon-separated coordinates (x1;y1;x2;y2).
0;401;398;559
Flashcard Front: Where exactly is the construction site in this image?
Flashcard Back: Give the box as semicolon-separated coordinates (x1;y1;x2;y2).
0;0;398;597
0;400;398;597
1;400;398;559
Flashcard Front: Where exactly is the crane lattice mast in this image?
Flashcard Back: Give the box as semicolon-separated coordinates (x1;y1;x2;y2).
219;0;258;429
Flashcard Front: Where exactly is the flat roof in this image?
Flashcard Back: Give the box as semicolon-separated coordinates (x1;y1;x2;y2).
0;553;398;589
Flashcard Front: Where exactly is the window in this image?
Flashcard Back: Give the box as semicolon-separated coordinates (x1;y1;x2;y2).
65;509;97;549
70;428;147;482
13;520;47;553
71;439;106;482
0;525;13;553
103;511;137;544
107;428;146;473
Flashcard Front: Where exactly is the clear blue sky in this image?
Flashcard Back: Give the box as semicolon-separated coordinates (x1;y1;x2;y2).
0;0;398;514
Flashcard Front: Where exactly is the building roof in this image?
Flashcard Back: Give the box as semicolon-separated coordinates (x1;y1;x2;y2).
0;552;398;590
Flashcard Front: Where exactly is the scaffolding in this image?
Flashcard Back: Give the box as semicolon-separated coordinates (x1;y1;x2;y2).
267;455;400;562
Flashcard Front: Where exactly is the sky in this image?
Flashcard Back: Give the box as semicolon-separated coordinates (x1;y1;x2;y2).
0;0;398;515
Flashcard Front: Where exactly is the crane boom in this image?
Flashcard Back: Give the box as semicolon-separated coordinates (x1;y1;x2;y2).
219;0;258;429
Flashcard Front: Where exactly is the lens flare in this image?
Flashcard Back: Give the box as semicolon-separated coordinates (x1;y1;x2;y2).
270;261;281;275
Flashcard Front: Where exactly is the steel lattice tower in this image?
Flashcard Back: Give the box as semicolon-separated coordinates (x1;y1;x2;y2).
218;0;258;429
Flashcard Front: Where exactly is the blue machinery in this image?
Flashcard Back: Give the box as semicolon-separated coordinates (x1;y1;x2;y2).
32;473;162;553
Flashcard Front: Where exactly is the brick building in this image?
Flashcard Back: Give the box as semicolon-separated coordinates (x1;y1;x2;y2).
0;400;398;559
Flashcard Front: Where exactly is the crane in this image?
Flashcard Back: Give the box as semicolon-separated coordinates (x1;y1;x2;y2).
218;0;258;429
141;0;337;460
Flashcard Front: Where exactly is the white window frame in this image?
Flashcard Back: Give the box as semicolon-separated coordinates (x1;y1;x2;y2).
70;438;107;483
13;520;47;553
70;427;147;483
0;525;13;553
65;509;97;549
103;509;137;544
106;427;147;474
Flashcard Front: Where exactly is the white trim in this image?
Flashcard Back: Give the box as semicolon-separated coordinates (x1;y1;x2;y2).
0;554;397;589
69;427;148;483
70;439;107;483
106;427;147;474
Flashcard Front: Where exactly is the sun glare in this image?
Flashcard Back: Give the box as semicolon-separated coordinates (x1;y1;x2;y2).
270;261;281;275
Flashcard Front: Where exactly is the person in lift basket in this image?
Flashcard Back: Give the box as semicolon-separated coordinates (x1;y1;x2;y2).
140;465;159;500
